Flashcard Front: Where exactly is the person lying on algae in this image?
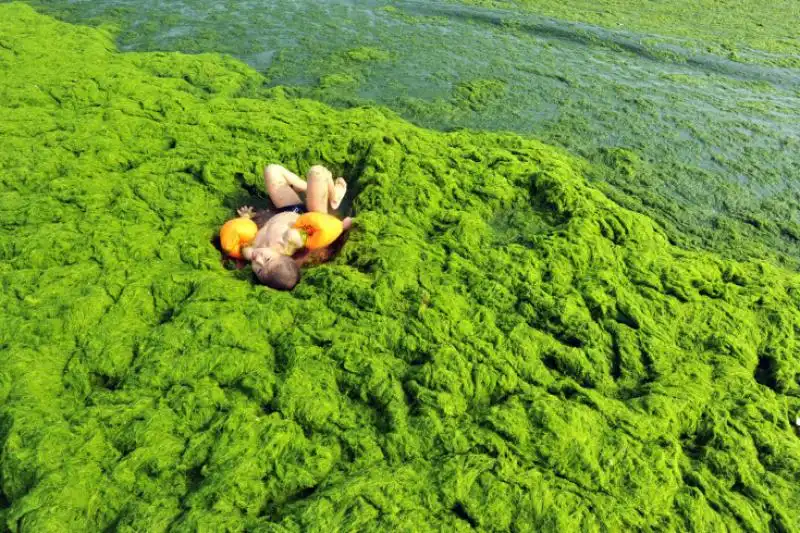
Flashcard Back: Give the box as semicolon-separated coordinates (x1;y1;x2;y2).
219;164;352;290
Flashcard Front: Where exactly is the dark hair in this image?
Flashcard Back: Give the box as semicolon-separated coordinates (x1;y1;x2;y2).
255;255;300;290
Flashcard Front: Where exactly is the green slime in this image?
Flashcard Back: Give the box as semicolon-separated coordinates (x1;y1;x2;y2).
1;4;799;531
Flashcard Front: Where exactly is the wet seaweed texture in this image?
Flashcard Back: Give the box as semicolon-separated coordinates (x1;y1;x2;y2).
457;0;800;66
21;0;800;269
1;4;800;531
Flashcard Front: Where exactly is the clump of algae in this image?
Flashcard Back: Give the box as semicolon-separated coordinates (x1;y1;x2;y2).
458;0;800;67
1;3;799;531
452;79;507;111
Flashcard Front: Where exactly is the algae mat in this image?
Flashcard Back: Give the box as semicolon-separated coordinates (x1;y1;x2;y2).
2;4;800;531
18;0;800;269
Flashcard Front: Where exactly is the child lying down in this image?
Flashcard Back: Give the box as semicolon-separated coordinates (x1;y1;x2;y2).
239;164;353;290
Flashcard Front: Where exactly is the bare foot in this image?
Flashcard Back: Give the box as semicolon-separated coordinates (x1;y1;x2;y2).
331;177;347;210
342;217;353;231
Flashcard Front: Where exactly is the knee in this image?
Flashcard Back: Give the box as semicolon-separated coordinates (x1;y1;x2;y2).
265;164;284;178
264;164;287;186
306;165;331;181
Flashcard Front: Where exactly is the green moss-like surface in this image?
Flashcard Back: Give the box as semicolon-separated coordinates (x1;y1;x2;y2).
1;4;800;531
16;0;800;269
452;79;507;111
457;0;800;65
344;47;392;63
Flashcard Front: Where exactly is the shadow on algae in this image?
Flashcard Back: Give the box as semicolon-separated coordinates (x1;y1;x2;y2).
1;3;800;532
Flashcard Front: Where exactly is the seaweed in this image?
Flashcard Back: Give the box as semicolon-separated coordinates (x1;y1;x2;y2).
1;4;800;532
16;0;800;268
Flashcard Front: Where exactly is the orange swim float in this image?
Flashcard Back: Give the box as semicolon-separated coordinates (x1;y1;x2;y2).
294;212;344;250
219;216;258;259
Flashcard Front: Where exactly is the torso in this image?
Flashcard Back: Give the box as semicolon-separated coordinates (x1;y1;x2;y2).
251;211;300;254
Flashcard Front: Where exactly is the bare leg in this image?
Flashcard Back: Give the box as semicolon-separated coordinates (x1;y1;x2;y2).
305;165;347;213
264;164;307;208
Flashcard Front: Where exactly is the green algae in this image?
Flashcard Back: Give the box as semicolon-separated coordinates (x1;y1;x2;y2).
344;47;391;63
1;4;800;532
452;79;507;111
14;0;800;270
456;0;800;66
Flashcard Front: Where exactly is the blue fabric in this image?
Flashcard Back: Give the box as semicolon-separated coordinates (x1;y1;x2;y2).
274;203;307;215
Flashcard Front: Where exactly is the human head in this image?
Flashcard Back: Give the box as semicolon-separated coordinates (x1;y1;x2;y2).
250;248;300;290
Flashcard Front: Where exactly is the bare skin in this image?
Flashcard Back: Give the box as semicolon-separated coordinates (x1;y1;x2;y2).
265;164;347;213
241;164;352;269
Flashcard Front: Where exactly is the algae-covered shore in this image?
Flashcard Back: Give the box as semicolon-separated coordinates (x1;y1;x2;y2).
18;0;800;269
1;3;800;532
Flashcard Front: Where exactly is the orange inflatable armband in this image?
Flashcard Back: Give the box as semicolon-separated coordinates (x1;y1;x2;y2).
294;212;344;250
220;217;258;259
